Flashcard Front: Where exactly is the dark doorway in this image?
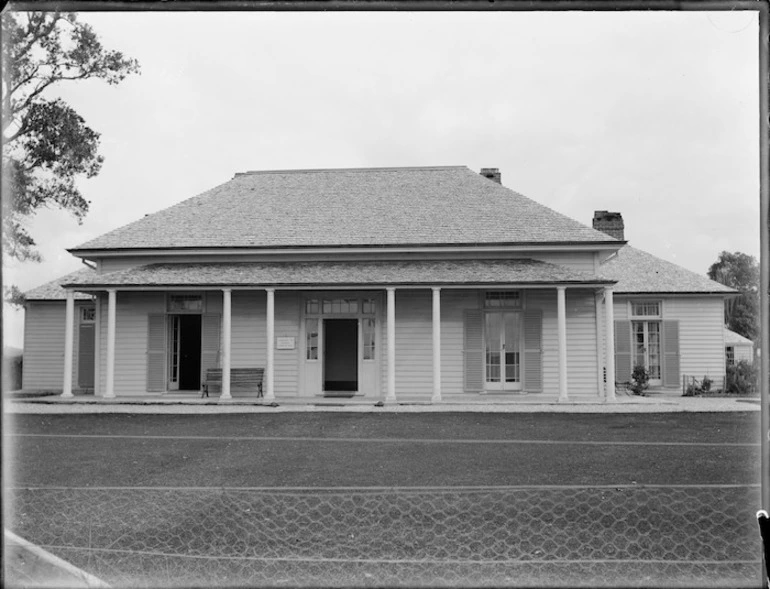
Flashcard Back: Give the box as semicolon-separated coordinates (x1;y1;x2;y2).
324;319;358;392
178;314;202;390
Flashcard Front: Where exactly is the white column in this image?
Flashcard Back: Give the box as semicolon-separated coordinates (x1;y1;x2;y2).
264;288;275;401
61;291;75;398
431;287;442;403
386;287;396;403
557;286;568;402
604;286;617;401
220;288;232;400
105;289;116;399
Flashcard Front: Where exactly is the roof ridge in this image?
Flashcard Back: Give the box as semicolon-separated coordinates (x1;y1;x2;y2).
233;165;468;177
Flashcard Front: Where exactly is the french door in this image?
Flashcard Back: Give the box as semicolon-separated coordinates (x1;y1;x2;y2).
632;321;662;385
485;312;522;391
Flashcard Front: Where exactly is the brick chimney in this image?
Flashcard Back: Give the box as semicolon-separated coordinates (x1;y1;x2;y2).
592;210;624;240
480;168;501;184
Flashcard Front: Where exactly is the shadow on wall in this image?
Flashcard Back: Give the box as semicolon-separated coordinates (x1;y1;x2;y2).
3;348;23;392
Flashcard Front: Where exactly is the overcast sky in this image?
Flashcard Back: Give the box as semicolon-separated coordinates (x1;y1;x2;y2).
2;8;761;348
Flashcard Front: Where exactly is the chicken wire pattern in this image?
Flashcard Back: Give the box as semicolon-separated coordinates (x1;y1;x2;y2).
8;486;762;587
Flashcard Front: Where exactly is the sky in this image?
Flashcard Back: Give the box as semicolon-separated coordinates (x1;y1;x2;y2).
2;8;761;349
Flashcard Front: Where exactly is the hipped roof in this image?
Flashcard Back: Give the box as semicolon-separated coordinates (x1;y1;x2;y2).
70;166;621;252
599;246;736;295
61;259;612;289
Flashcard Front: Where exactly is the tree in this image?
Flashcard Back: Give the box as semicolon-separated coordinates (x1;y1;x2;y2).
708;251;759;342
1;11;139;274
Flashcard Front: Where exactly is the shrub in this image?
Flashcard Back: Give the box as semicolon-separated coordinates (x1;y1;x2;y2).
630;365;649;396
725;360;758;395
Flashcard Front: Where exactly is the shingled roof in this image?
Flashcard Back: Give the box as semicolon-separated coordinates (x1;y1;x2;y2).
24;268;97;301
600;246;736;294
70;166;621;252
62;259;612;289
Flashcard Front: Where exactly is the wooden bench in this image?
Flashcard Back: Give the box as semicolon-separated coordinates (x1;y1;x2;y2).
201;368;264;398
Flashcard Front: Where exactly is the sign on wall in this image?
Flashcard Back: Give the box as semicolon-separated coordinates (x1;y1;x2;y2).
276;336;296;350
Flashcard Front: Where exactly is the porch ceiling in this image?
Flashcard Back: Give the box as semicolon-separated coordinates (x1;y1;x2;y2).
62;259;614;290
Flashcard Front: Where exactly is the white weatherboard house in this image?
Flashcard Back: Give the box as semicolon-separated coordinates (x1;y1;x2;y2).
22;166;736;402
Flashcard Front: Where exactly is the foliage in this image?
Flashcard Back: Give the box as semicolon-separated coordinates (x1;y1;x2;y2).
1;11;139;268
725;360;758;396
4;284;26;306
707;251;759;342
630;364;649;396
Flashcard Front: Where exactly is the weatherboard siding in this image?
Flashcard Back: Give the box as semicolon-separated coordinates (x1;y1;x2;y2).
379;289;477;400
22;302;79;391
664;298;725;380
527;289;599;397
608;295;727;387
533;251;597;273
274;292;300;396
97;292;165;396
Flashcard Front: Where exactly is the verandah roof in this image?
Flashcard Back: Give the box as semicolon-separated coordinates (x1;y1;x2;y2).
61;259;614;290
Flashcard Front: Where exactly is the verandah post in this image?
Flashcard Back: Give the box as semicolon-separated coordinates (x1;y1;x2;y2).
61;290;75;398
431;287;441;403
220;288;232;400
557;286;568;402
264;288;275;401
604;286;616;401
105;289;117;399
386;287;396;403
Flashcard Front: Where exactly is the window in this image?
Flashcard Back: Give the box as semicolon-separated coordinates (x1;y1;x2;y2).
363;318;375;360
631;301;661;318
726;346;735;367
485;291;521;308
80;307;95;322
168;294;203;312
306;319;319;360
305;299;320;314
322;298;359;314
362;298;376;314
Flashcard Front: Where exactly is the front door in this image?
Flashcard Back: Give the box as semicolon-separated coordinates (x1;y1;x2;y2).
169;314;202;391
324;319;358;394
632;321;662;386
485;312;522;391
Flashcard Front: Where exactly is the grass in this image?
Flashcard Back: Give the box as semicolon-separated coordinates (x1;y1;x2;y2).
4;412;763;588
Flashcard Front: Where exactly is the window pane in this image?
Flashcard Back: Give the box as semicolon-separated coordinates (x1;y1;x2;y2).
362;298;376;314
485;292;520;308
305;299;319;314
81;307;95;322
363;318;375;360
306;319;318;360
632;302;660;317
168;295;202;312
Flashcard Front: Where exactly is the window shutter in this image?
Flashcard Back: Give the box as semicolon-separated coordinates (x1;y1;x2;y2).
77;324;95;388
614;321;632;383
147;314;167;392
662;320;680;387
463;309;483;392
523;310;543;392
201;314;221;381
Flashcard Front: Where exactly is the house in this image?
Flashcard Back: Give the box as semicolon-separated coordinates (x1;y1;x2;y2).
724;328;755;367
21;166;736;402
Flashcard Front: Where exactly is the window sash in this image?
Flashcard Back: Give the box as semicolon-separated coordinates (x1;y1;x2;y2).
484;291;521;308
631;301;661;318
168;294;203;312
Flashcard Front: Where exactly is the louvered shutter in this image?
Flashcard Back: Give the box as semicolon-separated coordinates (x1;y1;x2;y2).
147;314;167;392
78;323;95;388
614;321;632;383
200;314;221;384
463;309;483;392
523;310;543;392
662;320;680;387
